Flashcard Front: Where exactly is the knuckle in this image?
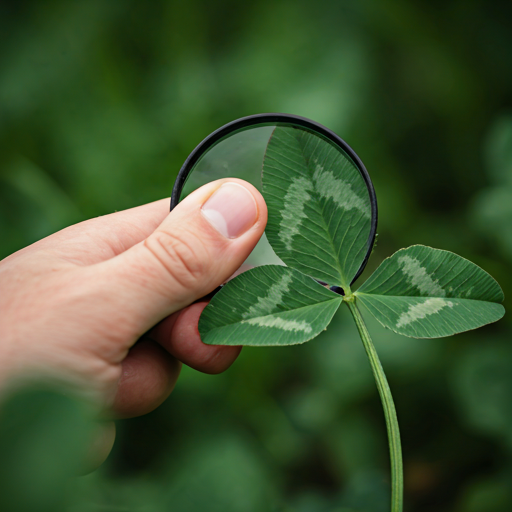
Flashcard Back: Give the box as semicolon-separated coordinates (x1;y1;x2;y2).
144;229;208;290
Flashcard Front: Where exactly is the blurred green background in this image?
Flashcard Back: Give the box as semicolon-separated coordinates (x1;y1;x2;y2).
1;1;511;511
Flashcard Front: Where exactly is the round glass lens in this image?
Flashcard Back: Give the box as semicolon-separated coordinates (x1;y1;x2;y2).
172;116;377;287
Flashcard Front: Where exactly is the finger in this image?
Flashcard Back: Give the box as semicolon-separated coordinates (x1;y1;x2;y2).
112;338;181;419
82;421;116;473
32;198;171;264
90;178;267;338
151;302;242;374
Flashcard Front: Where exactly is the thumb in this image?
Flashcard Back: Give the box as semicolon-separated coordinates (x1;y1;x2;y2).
95;179;267;335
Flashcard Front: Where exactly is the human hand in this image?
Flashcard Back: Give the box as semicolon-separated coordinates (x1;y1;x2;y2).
0;179;267;423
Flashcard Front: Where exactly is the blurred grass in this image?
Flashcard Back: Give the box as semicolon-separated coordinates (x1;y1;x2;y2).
0;1;511;511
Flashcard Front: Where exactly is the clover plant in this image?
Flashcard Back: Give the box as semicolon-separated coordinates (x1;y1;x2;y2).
198;126;506;512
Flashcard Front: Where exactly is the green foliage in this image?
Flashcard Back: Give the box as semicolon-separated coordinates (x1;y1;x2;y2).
200;265;342;346
453;340;512;447
1;1;511;511
472;116;512;259
199;118;505;512
356;245;505;338
201;138;504;348
0;388;94;512
262;126;372;288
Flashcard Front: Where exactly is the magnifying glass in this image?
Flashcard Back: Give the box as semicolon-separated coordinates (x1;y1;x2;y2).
171;113;377;292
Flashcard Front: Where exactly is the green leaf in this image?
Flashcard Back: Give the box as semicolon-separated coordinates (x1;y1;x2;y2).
199;265;342;346
262;126;372;289
355;245;505;338
0;387;94;512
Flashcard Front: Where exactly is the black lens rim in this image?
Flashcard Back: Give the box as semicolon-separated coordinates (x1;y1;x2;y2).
170;113;378;287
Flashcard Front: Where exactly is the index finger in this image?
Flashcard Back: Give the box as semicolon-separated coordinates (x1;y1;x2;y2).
34;198;171;265
149;302;242;374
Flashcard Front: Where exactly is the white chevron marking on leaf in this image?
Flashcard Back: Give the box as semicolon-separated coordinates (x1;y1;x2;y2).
398;255;445;296
243;316;313;333
242;272;293;319
463;286;474;298
396;298;454;328
278;176;313;250
313;164;370;218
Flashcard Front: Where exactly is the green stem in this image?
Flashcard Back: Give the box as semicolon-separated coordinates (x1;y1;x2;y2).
345;299;403;512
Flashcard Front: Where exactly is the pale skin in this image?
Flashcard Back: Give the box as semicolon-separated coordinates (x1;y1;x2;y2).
0;178;267;465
